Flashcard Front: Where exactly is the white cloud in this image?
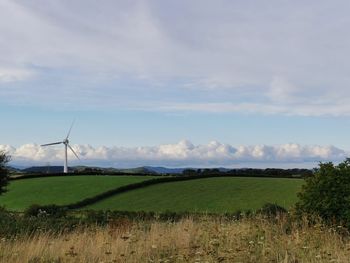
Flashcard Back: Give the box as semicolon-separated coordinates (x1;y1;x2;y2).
0;67;34;82
1;140;347;168
1;1;350;116
268;76;300;103
147;101;350;117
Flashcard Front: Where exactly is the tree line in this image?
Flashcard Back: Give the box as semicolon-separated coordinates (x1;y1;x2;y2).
182;167;313;177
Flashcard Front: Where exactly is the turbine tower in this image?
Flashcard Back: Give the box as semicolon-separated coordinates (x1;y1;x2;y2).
41;121;80;173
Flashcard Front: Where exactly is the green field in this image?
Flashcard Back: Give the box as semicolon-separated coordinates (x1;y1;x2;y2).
0;176;155;211
88;177;303;212
0;176;304;213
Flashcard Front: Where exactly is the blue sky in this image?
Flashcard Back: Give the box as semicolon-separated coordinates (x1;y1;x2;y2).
1;0;350;167
2;105;350;149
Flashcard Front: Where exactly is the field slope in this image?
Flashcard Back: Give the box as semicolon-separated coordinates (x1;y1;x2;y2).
0;176;155;211
88;177;303;212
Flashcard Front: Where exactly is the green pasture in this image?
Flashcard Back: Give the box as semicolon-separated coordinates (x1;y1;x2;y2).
88;177;303;212
0;176;155;211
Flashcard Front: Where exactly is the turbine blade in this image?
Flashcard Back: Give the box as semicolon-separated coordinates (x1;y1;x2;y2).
41;142;63;147
68;144;80;160
66;119;76;140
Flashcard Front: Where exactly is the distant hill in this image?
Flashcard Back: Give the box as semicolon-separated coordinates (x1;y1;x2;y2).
17;165;154;175
73;166;153;174
11;165;189;175
9;165;247;175
143;167;231;174
8;165;311;177
143;166;186;174
7;166;23;174
22;166;75;173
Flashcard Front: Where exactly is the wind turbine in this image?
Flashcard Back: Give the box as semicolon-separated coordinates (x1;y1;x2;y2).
41;121;80;173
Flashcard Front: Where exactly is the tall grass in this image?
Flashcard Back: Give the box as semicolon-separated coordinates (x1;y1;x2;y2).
1;215;349;262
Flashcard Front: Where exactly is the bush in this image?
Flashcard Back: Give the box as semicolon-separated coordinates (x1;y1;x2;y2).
258;203;287;217
24;204;67;218
296;159;350;227
0;151;10;194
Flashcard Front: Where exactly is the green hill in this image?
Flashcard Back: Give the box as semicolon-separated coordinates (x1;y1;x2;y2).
87;177;303;212
0;175;155;211
0;175;304;213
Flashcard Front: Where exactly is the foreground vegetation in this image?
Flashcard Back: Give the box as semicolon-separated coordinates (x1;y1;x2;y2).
0;176;155;211
1;214;349;263
3;152;350;261
88;177;303;212
296;159;350;228
0;151;10;194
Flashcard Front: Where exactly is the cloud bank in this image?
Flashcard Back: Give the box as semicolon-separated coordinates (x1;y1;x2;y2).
1;140;347;168
2;1;350;116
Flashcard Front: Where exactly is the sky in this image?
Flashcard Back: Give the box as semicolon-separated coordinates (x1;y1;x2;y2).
1;0;350;168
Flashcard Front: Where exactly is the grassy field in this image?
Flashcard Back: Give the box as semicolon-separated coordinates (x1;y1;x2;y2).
1;216;347;263
88;177;303;212
0;176;155;211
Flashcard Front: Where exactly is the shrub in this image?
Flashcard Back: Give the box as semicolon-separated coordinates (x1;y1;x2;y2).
85;210;110;224
258;203;287;217
296;159;350;227
0;151;10;194
24;204;67;218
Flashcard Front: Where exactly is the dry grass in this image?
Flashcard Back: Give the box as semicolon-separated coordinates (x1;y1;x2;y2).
1;216;350;263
